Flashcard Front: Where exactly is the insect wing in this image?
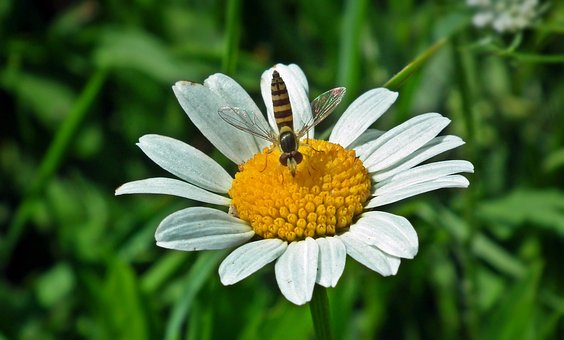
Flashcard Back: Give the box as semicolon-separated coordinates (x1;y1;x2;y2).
296;87;346;139
218;106;277;142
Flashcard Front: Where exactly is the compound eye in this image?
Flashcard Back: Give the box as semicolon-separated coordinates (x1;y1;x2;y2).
292;151;303;164
279;153;289;165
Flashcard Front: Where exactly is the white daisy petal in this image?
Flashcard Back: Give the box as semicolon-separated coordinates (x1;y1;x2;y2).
315;237;347;288
115;177;231;206
374;160;475;195
260;64;313;137
155;207;254;251
366;175;470;208
329;88;398;148
288;64;309;94
219;239;287;285
363;113;451;172
351;211;418;259
372;135;465;182
204;73;271;150
275;237;318;305
260;68;276;132
173;80;259;164
339;232;401;276
350;129;386;151
137;134;232;194
276;64;313;136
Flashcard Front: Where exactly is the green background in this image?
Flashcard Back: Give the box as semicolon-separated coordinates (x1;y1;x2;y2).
1;0;563;339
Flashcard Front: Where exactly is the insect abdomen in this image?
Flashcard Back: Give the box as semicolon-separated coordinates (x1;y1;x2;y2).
271;70;293;129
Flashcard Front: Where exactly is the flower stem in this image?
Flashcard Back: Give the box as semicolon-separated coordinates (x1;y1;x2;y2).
384;37;448;91
309;285;332;340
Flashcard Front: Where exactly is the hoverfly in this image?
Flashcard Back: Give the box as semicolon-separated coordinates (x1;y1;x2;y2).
219;69;346;176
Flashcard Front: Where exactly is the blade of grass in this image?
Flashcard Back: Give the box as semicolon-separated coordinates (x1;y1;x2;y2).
164;251;226;340
337;0;368;101
141;252;189;294
451;33;481;340
1;68;108;268
222;0;241;75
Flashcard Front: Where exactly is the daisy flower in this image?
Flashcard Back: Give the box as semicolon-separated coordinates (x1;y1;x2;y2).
116;64;473;305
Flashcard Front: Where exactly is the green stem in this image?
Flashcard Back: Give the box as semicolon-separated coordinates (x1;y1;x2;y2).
221;0;241;75
0;68;108;268
504;52;564;63
309;285;332;340
384;38;448;90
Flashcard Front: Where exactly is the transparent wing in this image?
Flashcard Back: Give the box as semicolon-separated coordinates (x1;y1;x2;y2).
218;106;278;143
296;87;346;139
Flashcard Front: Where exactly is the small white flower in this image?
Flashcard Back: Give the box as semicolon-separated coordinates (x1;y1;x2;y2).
467;0;543;32
116;64;473;305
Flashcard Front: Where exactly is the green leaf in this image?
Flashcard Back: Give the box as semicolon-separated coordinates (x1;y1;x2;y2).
1;72;75;127
100;259;150;340
481;264;542;340
94;29;187;83
472;233;526;278
164;251;225;340
35;263;75;307
543;148;564;173
141;252;188;294
259;300;312;340
478;189;564;236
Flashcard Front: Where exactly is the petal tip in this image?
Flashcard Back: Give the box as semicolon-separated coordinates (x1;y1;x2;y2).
137;134;155;145
405;247;418;259
380;87;399;99
218;273;235;286
174;80;196;87
114;186;123;196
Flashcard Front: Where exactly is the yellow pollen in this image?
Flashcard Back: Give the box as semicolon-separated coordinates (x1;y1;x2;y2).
228;139;371;242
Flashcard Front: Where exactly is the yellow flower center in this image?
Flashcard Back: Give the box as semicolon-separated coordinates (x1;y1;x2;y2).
229;139;371;242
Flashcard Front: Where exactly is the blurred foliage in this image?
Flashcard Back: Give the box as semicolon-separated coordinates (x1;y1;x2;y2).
1;0;564;339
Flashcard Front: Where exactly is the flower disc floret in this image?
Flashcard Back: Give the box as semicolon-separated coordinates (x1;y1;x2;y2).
229;139;371;242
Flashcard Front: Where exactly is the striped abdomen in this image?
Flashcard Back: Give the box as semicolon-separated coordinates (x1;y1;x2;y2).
271;70;293;129
271;70;302;175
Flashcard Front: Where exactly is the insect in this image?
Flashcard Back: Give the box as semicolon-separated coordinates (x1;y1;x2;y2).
219;69;346;176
